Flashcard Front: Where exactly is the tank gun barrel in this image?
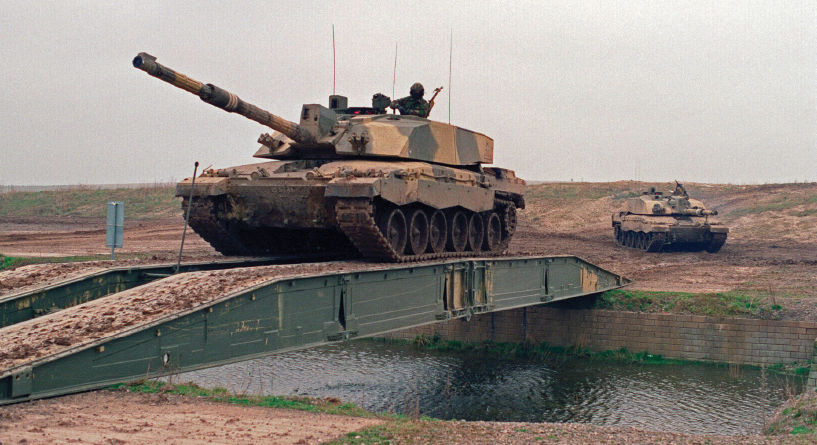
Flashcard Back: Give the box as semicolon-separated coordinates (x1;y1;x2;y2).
680;208;717;216
132;52;314;144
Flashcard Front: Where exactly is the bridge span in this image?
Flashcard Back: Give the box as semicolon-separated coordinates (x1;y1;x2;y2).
0;256;627;405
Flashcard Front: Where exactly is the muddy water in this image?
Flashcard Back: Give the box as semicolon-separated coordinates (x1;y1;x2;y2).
177;340;803;435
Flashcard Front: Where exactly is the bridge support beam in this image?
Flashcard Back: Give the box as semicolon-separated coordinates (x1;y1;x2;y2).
0;256;627;405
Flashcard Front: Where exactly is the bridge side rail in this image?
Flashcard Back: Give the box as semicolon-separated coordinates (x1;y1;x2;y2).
0;256;626;405
0;255;341;328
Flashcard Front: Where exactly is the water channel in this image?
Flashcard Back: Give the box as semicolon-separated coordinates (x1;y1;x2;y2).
177;340;803;436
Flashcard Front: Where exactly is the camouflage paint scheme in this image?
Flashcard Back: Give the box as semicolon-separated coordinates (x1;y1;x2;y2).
133;53;525;261
611;187;728;253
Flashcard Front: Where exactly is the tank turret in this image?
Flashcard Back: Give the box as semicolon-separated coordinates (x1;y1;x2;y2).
624;189;717;217
611;182;728;253
133;53;492;166
133;52;525;261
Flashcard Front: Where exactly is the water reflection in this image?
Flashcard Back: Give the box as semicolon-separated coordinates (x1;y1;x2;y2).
177;340;802;435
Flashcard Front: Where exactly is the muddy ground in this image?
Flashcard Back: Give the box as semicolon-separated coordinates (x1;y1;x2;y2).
0;181;815;443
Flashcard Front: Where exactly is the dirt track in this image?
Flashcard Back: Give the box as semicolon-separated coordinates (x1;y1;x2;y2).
0;390;383;445
0;216;215;258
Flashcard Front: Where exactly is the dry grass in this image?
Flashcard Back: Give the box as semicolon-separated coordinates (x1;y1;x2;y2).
0;184;179;220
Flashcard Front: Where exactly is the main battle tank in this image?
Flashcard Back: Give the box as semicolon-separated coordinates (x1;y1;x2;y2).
611;182;728;252
133;53;525;261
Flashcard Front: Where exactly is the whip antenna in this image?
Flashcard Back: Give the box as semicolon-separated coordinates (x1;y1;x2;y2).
448;29;453;124
332;24;336;95
392;42;397;100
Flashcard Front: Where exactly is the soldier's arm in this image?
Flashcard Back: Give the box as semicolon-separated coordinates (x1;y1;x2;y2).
390;97;409;113
415;101;429;118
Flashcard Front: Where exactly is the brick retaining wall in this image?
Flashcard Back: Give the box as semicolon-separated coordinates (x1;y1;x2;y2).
385;306;817;367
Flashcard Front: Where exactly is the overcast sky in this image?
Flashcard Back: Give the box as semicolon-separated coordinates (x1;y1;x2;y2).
1;1;814;185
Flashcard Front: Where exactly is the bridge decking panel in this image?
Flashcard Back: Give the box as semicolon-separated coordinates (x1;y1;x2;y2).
0;256;627;405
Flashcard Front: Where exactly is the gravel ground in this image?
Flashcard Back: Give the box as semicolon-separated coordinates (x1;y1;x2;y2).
0;390;383;445
384;419;804;444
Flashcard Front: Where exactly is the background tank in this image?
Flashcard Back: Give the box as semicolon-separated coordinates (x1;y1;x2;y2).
611;182;728;252
133;53;525;261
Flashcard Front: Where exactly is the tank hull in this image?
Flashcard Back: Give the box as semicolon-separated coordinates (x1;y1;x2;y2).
611;214;728;253
177;160;525;261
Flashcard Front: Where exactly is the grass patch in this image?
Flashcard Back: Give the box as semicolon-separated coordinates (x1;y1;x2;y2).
0;185;178;219
0;255;23;271
326;422;430;445
112;380;375;417
523;181;691;205
525;183;621;203
116;380;437;445
729;193;817;218
766;391;817;438
792;208;817;217
0;253;150;271
595;289;785;319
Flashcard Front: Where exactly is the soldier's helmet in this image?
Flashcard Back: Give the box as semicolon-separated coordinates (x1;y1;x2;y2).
410;82;424;99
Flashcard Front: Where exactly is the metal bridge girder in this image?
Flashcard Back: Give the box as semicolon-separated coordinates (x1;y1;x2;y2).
0;256;627;405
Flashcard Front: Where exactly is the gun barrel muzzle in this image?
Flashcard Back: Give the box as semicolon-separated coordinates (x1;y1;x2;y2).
132;52;314;144
133;53;203;95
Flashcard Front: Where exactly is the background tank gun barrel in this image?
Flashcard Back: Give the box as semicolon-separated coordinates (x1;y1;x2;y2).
680;208;717;216
132;52;315;144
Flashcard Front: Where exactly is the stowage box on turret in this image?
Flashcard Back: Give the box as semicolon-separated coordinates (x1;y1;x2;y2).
133;53;525;261
611;182;728;252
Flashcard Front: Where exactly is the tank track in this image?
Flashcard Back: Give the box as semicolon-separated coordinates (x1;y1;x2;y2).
615;226;727;253
334;198;515;263
496;199;516;253
705;233;727;253
615;228;666;252
183;197;252;256
182;197;354;256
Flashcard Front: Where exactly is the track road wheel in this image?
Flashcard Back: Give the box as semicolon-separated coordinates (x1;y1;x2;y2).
483;212;502;252
502;205;517;240
448;210;468;252
614;226;623;246
429;210;447;253
638;233;648;251
706;233;727;253
468;212;484;252
379;208;407;255
407;209;429;255
646;232;666;252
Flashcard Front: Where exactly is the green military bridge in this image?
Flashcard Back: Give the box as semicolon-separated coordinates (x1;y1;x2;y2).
0;256;627;405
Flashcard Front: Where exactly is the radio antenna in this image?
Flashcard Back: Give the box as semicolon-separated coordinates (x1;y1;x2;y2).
448;29;453;124
392;42;398;100
332;24;336;95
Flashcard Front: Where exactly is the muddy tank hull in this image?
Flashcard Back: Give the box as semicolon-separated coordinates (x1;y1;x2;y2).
177;160;525;261
611;214;728;253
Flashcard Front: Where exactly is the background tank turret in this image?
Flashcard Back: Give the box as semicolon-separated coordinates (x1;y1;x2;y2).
611;182;728;252
133;53;525;261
